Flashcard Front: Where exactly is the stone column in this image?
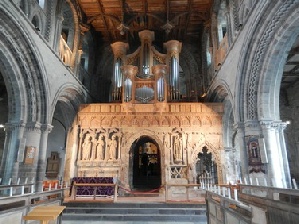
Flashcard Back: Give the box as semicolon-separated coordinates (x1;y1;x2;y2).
260;121;287;188
22;123;51;192
65;124;79;183
36;124;52;191
224;147;236;183
276;121;291;188
0;122;25;184
233;122;247;180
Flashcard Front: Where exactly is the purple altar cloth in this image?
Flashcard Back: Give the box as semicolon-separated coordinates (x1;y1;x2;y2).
70;177;114;196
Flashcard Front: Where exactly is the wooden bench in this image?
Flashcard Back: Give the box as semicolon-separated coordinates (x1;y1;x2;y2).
23;205;66;224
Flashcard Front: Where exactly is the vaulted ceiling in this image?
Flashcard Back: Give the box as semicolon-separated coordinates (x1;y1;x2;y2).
77;0;213;46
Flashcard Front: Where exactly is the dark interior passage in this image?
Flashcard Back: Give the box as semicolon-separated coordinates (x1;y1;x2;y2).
132;136;161;190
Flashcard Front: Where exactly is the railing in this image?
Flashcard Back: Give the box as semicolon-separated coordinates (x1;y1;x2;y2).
206;181;299;224
197;173;215;188
239;184;299;201
0;187;67;224
0;177;35;197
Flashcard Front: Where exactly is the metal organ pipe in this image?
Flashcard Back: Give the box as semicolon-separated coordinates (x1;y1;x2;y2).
142;42;150;77
170;56;179;100
157;77;164;101
113;57;122;101
124;78;132;102
164;40;182;101
110;42;128;102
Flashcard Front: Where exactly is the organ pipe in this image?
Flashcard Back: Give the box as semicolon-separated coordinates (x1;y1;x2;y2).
112;57;122;101
164;40;182;101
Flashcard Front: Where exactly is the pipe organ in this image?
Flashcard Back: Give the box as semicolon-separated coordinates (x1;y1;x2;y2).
110;30;182;104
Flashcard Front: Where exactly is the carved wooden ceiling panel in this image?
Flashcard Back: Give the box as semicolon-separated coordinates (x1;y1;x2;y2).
78;0;212;45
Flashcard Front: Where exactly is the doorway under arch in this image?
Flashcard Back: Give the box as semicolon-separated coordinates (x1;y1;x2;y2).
131;136;161;190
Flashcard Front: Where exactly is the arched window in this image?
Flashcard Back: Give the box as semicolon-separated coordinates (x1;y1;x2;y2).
31;15;40;31
37;0;45;9
217;1;228;44
206;35;212;66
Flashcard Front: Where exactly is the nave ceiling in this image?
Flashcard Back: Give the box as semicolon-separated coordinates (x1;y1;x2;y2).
77;0;213;48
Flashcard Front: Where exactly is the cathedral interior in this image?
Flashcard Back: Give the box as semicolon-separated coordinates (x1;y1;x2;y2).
0;0;299;223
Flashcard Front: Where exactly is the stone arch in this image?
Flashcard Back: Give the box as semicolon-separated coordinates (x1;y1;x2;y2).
0;6;50;182
30;8;45;33
121;129;165;189
257;9;299;120
20;0;30;16
190;141;222;184
50;84;86;122
0;7;48;124
180;44;200;99
234;1;271;123
64;0;81;68
208;81;235;148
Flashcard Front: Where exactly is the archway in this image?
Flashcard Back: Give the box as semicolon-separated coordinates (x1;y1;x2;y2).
195;146;218;185
131;136;161;190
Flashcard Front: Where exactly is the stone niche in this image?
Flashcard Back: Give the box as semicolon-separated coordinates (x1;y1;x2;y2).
69;102;223;196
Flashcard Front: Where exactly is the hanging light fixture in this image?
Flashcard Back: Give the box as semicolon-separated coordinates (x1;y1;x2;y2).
161;0;174;34
117;0;129;35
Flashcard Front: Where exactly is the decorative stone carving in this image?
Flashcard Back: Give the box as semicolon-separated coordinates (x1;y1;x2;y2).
74;102;224;190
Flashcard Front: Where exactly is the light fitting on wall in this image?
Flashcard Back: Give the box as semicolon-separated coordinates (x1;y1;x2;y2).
0;124;4;128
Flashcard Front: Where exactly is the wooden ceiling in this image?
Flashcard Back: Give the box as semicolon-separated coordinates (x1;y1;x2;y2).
78;0;213;45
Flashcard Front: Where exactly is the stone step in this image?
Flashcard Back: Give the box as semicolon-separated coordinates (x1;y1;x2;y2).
62;213;206;223
63;206;206;215
63;202;205;209
62;202;207;223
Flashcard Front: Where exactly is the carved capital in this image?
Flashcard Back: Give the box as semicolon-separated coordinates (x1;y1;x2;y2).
40;124;53;133
245;120;260;128
5;122;26;132
25;122;42;133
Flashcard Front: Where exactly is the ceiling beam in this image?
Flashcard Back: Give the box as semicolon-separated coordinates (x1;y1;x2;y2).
97;0;113;42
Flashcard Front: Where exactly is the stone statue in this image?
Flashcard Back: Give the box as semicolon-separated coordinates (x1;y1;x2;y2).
173;135;182;162
96;134;105;160
108;134;117;160
82;134;92;160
